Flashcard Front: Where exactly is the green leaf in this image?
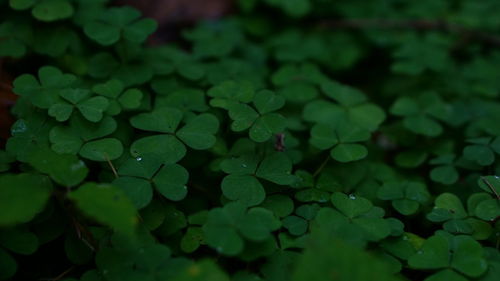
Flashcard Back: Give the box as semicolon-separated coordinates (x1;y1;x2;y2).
220;154;259;175
310;123;339;149
228;103;259;131
203;205;244;256
282;216;308;236
260;195;294;218
153;164;189;201
68;183;138;236
221;175;265;207
28;147;88;187
0;229;38;255
408;234;449;269
430;165;459;185
427;193;467;221
32;0;74;22
130;135;186;164
392;199;419;215
112;177;152;209
177;114;219;149
77;96;109;122
130;107;183;133
13;66;75;109
293;229;401;281
256;153;295;185
478;176;500;196
119;89;143;109
123;18;158;43
403;115;442;136
331;192;372;219
330;143;368;162
377;182;405;200
48;103;73;121
463;145;495;166
49;126;83;154
180;227;204;253
249;113;286;142
450;235;488;277
0;173;53;226
171;259;230;281
79;138;123;161
9;0;36;10
84;6;156;45
238;208;281;241
253;90;285;114
475;199;500;221
425;269;468;281
0;248;17;280
92;79;124;98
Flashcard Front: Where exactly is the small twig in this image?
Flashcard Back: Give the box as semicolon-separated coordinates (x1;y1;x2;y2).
319;19;500;47
103;152;118;179
50;266;75;281
480;177;500;200
313;155;330;177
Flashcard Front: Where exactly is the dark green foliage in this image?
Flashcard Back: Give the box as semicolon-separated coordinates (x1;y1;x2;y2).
1;0;500;280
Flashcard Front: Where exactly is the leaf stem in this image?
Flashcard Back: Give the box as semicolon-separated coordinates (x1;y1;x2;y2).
480;177;500;200
313;155;330;177
103;152;118;179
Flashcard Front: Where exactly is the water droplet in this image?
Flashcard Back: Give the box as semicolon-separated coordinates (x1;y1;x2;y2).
183;185;187;190
349;194;356;200
241;164;247;168
70;161;85;171
216;247;223;253
136;156;142;161
12;120;27;134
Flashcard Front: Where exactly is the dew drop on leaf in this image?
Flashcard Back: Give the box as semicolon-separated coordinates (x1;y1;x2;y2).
349;194;356;200
136;156;142;161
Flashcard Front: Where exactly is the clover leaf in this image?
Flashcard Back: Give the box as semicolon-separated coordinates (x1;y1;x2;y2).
130;107;219;163
68;183;138;236
408;233;488;279
49;115;123;161
429;154;459;185
13;66;76;109
113;156;189;208
6;112;54;162
84;6;157;46
93;79;143;115
202;202;280;256
462;137;500;166
209;82;286;142
303;80;386;132
10;0;74;22
377;181;430;215
389;92;449;137
48;88;109;122
427;192;494;237
27;147;88;187
221;153;295;206
0;173;53;226
310;121;371;162
0;19;32;58
312;193;392;244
